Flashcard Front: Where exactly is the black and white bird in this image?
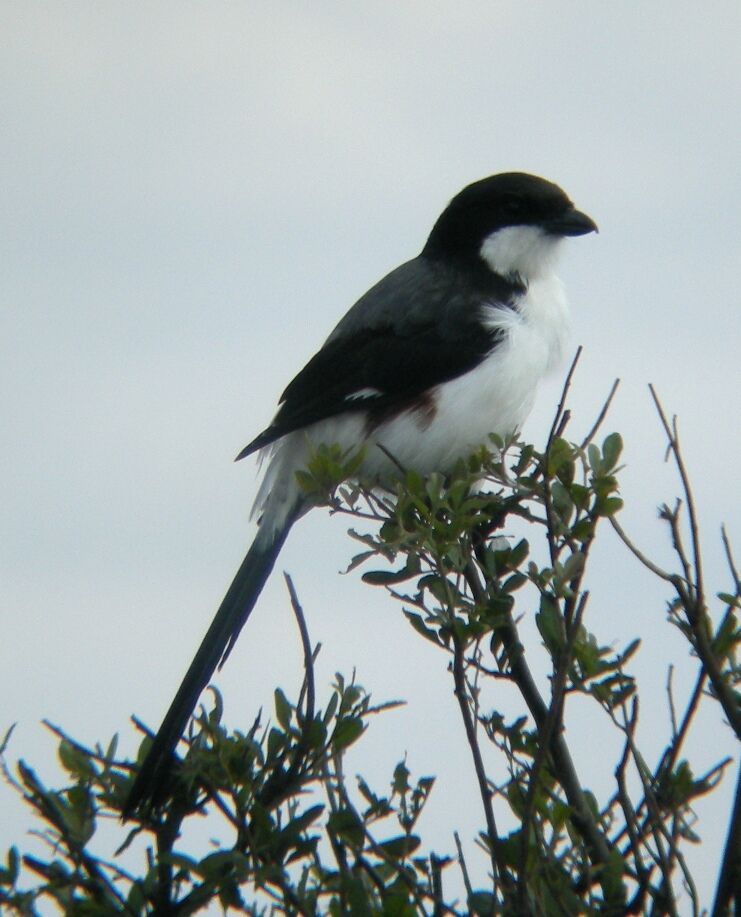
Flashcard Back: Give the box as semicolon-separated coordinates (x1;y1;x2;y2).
125;171;596;814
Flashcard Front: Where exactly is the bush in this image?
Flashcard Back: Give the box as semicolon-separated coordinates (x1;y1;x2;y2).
2;377;739;915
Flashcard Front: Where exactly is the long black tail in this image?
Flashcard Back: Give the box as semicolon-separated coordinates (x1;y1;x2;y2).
123;522;293;817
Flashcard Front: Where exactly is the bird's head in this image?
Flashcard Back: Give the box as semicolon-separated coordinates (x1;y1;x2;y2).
423;172;597;283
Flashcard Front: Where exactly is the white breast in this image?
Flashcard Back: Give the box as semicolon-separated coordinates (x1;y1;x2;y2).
363;269;570;474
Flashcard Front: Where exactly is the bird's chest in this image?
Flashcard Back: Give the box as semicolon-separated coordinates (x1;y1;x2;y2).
365;275;570;474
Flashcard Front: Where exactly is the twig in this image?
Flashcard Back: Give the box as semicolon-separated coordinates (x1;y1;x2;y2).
580;377;621;449
453;830;475;902
663;501;695;606
666;666;679;738
547;346;582;447
614;699;652;900
284;573;316;727
375;441;408;475
462;560;613;879
649;386;704;607
609;516;675;583
430;853;445;917
451;633;513;896
517;591;588;906
656;668;707;788
648;392;741;737
721;524;741;600
542;348;582;566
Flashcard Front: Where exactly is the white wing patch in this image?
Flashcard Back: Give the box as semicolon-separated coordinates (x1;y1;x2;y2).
344;387;383;402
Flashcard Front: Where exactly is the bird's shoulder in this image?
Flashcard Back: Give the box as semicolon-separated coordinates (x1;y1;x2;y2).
326;255;517;341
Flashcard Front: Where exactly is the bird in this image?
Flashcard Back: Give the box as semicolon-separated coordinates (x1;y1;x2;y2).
124;171;597;815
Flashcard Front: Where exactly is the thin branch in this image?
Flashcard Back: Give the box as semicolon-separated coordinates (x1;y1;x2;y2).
284;572;316;727
543;348;583;567
610;516;675;583
580;377;621;449
663;501;695;608
614;699;652;898
649;385;704;607
375;440;408;475
517;590;588;906
430;853;445;917
454;830;474;900
547;346;582;447
484;593;613;873
656;668;707;786
451;633;513;896
721;524;741;599
666;666;679;738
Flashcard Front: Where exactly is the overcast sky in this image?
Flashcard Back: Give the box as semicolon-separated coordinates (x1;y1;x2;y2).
2;2;740;908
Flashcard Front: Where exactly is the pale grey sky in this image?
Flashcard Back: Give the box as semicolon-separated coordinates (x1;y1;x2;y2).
2;2;740;908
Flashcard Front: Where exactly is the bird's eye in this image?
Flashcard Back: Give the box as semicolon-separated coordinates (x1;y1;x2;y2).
503;194;525;214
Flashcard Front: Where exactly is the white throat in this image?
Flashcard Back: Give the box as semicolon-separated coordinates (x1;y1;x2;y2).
479;225;563;283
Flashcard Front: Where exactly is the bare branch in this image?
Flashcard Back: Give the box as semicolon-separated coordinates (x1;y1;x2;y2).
666;666;679;738
454;830;474;899
649;385;704;605
451;632;512;895
580;377;621;449
284;572;316;727
656;668;707;785
721;524;741;600
610;516;675;583
547;345;583;448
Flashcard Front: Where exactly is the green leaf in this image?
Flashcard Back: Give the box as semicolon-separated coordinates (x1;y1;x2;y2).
502;572;528;593
328;807;364;847
561;551;585;582
572;518;595;542
0;847;19;886
550;480;574;524
509;538;530;567
331;716;364;751
324;690;339;723
378;834;420;859
274;688;292;731
58;739;95;780
266;726;285;759
587;443;602;474
281;804;324;840
570;482;591;510
601;432;623;472
718;591;741;609
304;718;327;749
392;760;410;794
619;638;641;665
362;567;413;586
536;594;564;653
600;847;628;907
547;436;574;476
403;610;442;645
345;550;376;573
596;496;623;517
713;609;739;657
357;777;390;816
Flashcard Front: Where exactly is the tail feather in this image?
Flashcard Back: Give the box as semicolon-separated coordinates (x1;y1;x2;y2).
123;521;293;817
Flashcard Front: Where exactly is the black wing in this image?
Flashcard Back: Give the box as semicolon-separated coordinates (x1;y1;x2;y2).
236;256;519;459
